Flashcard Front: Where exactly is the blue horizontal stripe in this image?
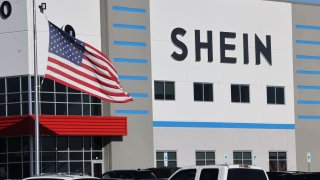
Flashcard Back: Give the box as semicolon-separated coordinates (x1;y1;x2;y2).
289;0;320;5
112;6;146;13
296;25;320;31
130;93;149;98
298;115;320;120
297;85;320;90
296;70;320;75
296;40;320;45
119;75;148;80
298;100;320;104
114;58;148;64
153;121;295;130
296;55;320;60
115;110;149;115
113;41;147;47
113;24;146;30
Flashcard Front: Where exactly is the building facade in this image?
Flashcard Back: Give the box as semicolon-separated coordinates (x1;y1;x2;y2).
1;0;320;179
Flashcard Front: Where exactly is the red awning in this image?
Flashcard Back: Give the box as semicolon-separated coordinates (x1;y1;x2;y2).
0;115;127;136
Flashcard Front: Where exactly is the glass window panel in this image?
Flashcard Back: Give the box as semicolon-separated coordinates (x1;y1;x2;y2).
55;82;66;92
269;152;277;160
241;85;250;102
243;160;252;165
7;93;20;103
0;105;6;116
92;152;102;160
68;104;82;115
7;103;21;116
70;152;83;160
0;138;6;153
57;136;68;151
68;94;81;102
91;104;101;116
243;152;251;159
269;161;277;172
42;152;56;161
41;136;56;151
41;79;54;92
196;152;205;159
0;95;5;103
194;83;203;101
154;81;164;99
206;152;215;159
278;152;286;159
83;104;90;115
168;152;176;159
84;137;91;150
56;103;67;115
22;92;28;102
84;152;91;160
23;162;30;178
22;103;29;115
41;103;55;115
0;154;7;163
233;152;242;160
231;85;240;102
57;152;68;161
196;160;205;165
40;93;54;102
276;87;285;104
0;79;5;93
279;160;287;171
200;169;219;180
204;84;213;101
42;162;56;173
21;76;28;92
83;94;89;103
267;87;275;104
8;137;21;152
23;152;30;161
233;160;242;165
91;96;101;103
0;164;7;179
56;93;67;102
7;77;20;93
167;161;177;167
165;82;175;100
57;162;68;173
84;162;91;176
156;152;163;160
92;137;102;150
69;136;83;150
68;87;81;93
8;153;22;162
8;163;22;179
206;160;215;165
22;137;30;151
70;162;83;174
156;161;164;168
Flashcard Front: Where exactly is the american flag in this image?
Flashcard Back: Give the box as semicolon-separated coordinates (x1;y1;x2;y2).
46;21;133;103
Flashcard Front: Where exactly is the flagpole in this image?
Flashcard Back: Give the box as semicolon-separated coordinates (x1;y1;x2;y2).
32;0;40;175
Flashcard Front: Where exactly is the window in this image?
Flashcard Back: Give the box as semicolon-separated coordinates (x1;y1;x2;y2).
233;151;252;165
269;152;287;171
194;83;213;101
231;84;250;103
200;169;219;180
154;81;175;100
170;169;196;180
196;151;215;165
267;86;285;104
156;151;177;167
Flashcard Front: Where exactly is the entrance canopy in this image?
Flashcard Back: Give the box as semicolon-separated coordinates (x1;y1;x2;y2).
0;115;127;136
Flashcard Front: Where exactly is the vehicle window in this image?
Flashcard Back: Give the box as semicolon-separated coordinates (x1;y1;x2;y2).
227;169;268;180
170;169;196;180
200;168;219;180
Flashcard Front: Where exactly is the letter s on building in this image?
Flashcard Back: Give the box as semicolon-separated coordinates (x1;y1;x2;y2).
0;1;12;19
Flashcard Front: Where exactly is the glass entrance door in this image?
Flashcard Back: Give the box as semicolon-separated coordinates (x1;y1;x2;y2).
92;160;103;178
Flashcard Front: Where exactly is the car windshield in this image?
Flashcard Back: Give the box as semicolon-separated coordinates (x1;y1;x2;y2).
227;169;268;180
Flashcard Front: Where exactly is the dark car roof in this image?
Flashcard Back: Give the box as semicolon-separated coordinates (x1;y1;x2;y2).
101;169;158;179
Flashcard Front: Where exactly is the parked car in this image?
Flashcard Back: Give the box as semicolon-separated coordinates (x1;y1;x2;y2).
168;164;269;180
23;173;99;180
100;169;159;179
267;171;320;180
